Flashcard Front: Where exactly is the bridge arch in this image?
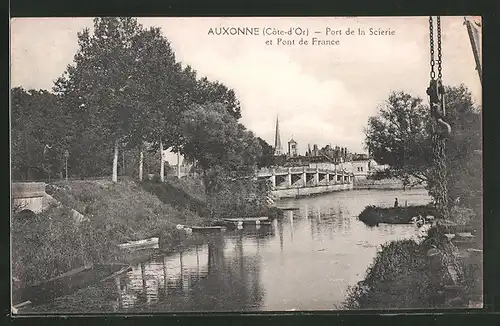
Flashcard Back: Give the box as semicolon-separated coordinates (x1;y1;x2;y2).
15;209;36;219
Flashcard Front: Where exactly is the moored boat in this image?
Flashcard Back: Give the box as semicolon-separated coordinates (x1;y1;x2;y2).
118;237;159;250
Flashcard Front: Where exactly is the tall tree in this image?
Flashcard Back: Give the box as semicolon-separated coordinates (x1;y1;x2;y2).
364;91;433;185
256;137;275;168
195;77;242;120
11;88;69;180
126;27;191;182
53;17;144;182
178;102;261;195
365;85;481;207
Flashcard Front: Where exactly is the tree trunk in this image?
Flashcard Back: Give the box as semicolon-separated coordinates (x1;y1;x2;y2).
159;137;164;182
177;152;181;178
112;140;119;182
139;148;144;181
24;129;32;181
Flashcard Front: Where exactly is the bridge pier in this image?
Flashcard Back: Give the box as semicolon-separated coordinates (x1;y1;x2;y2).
314;168;319;186
287;168;292;187
12;182;47;214
271;169;276;188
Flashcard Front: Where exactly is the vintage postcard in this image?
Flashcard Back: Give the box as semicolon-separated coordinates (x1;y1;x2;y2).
10;16;482;314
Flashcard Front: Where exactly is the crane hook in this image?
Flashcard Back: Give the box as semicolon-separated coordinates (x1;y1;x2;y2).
426;78;451;137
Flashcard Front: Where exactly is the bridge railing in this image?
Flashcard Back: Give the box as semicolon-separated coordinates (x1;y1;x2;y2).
256;166;354;177
11;182;47;199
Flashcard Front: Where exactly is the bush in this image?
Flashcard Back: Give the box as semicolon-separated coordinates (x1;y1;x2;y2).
207;178;272;220
449;205;475;226
343;240;447;309
11;206;119;287
13;179;206;289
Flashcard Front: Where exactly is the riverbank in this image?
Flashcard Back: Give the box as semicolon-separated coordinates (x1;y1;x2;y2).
12;179;208;295
12;176;281;305
272;183;353;199
353;178;427;190
15;187;436;312
346;207;483;309
358;205;438;226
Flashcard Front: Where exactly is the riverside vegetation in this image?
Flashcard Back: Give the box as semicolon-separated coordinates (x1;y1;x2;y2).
12;176;279;294
11;17;279;298
344;86;482;309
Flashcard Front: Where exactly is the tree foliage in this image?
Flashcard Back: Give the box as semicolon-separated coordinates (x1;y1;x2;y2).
365;91;433;184
12;18;249;181
365;85;482;208
178;103;262;195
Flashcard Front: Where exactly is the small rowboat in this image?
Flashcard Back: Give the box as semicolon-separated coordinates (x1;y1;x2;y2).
118;237;159;250
279;207;300;211
223;217;269;223
189;226;224;232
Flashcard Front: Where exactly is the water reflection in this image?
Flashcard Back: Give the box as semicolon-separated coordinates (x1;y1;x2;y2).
109;230;269;312
27;189;431;313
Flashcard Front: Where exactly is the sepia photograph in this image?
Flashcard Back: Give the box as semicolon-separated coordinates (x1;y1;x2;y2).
10;16;482;314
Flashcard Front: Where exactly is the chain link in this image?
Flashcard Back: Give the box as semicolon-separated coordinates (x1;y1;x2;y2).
437;16;442;79
428;16;449;220
429;16;435;80
431;131;450;220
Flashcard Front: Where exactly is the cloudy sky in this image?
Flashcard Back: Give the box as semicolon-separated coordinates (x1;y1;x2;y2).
11;16;481;164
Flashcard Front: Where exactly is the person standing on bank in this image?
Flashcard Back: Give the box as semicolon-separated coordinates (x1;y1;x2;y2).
394;198;399;208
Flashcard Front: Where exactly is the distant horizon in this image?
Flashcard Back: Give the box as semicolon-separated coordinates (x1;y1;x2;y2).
11;16;481;162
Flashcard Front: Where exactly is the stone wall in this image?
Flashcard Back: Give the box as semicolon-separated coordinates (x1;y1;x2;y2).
272;183;353;199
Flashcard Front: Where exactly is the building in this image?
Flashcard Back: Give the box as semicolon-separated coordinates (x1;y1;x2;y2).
288;138;298;157
351;159;371;179
274;116;282;156
351;156;389;180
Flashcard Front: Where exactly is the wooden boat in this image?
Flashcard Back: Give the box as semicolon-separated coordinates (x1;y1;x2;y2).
279;207;300;211
189;225;224;232
223;217;269;223
12;263;132;307
118;237;159;250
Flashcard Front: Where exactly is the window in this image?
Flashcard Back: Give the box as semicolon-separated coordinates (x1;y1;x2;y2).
360;167;363;172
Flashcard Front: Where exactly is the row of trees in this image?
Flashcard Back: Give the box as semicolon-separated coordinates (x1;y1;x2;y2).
12;18;274;193
364;85;482;212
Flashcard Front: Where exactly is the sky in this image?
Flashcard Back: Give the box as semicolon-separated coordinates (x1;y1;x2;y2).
10;16;481;165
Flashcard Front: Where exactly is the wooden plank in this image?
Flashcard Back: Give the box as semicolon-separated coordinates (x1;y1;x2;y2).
99;265;133;283
224;217;269;222
279;207;299;211
190;226;223;232
13;301;32;309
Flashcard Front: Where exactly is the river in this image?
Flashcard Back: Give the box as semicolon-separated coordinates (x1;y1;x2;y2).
26;188;432;313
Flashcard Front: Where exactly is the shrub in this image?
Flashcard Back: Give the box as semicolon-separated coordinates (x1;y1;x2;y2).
343;240;447;309
11;206;119;287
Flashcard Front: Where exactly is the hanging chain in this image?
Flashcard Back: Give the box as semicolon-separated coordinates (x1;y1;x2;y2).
437;16;442;79
429;16;435;80
428;16;450;221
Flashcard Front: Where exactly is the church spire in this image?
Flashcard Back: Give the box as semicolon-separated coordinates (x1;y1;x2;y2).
274;115;282;155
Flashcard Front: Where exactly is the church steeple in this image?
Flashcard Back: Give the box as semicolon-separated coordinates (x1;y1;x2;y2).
274;115;282;156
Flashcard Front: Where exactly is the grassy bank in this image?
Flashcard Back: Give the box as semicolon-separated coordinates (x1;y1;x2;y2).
13;179;205;290
140;178;208;218
358;205;438;226
46;179;204;242
13;177;279;292
345;207;482;309
343;236;450;309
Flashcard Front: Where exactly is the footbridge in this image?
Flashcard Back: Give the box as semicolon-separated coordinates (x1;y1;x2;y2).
256;166;354;198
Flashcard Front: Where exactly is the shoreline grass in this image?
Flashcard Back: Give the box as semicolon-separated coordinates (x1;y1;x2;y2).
358;205;438;226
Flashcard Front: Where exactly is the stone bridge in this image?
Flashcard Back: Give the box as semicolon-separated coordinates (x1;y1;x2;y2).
11;182;86;221
256;166;353;189
11;182;49;215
